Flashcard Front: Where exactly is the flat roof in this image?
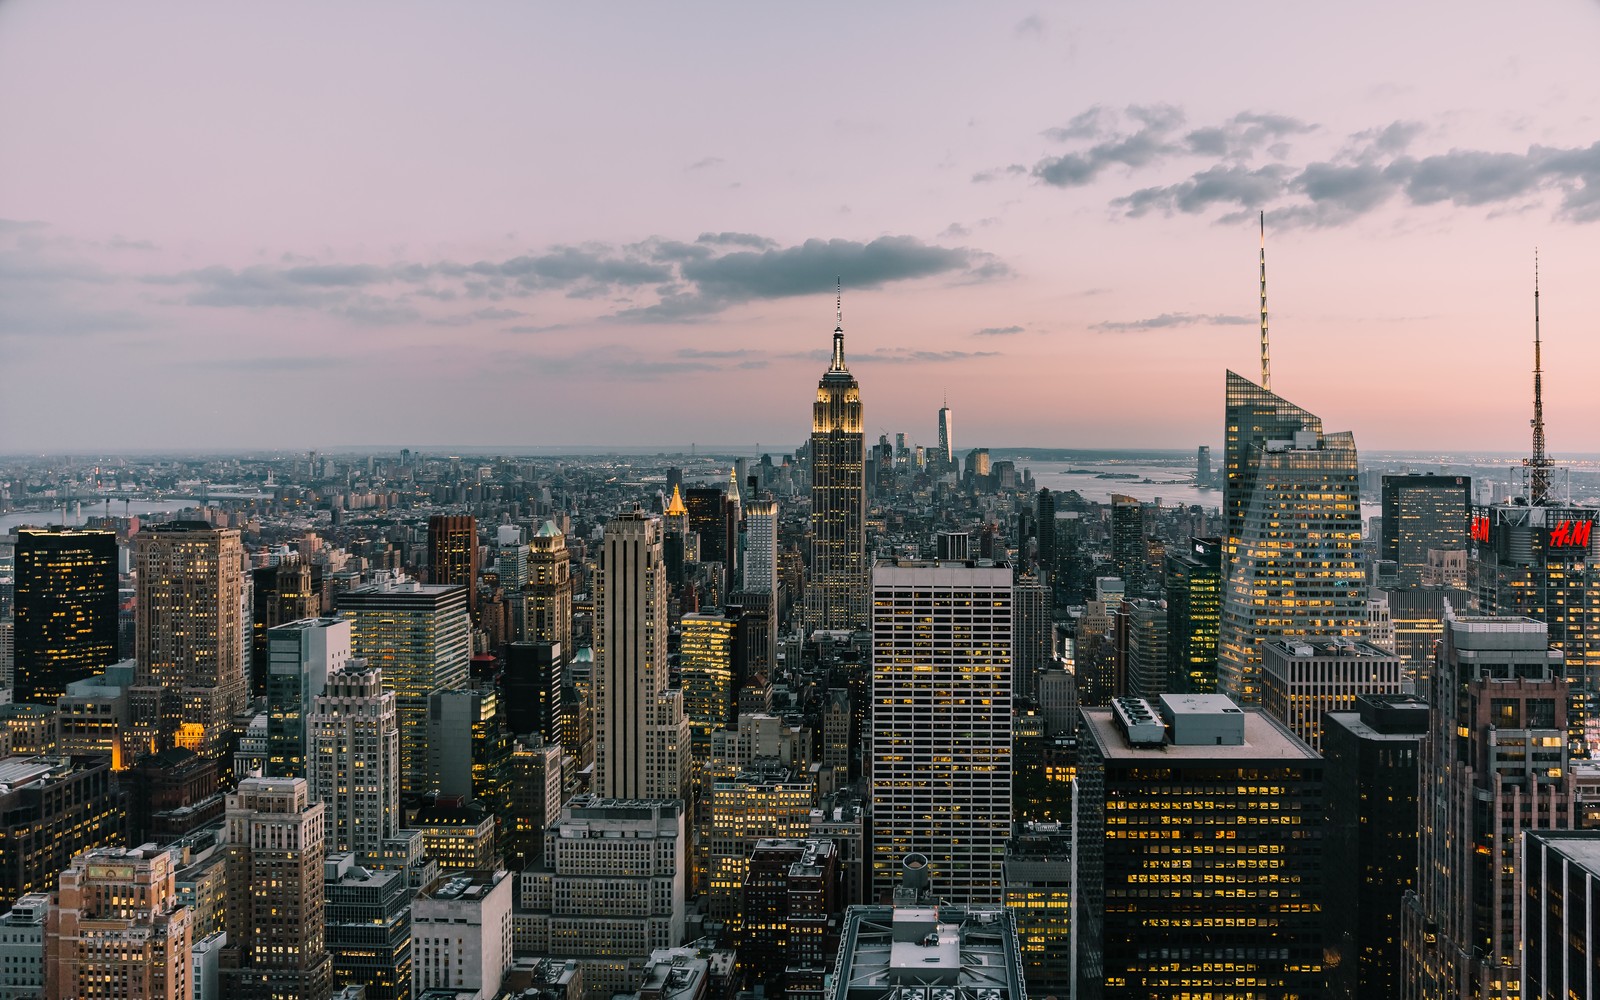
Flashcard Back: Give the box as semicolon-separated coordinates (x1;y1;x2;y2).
1083;707;1319;761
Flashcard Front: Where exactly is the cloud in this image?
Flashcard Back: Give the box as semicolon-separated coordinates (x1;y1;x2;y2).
974;325;1024;336
686;156;724;171
1014;14;1045;37
1012;104;1600;226
1091;312;1253;333
146;231;1002;327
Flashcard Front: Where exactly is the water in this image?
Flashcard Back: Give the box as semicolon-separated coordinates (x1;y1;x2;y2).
0;500;200;535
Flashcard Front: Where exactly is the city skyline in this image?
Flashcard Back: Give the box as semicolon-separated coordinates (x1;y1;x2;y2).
3;2;1600;454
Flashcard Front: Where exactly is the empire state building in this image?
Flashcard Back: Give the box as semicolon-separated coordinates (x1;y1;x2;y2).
805;301;868;633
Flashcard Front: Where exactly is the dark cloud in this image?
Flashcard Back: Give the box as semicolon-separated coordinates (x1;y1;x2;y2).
1115;165;1290;217
1014;14;1045;37
1017;104;1600;226
686;157;724;171
864;349;1002;364
146;232;1002;328
1091;313;1253;333
972;165;1026;183
0;219;47;235
974;325;1024;336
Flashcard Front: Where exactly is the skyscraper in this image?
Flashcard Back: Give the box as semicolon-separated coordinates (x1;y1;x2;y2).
1109;495;1144;591
250;559;318;697
222;777;333;1000
937;396;954;470
306;662;400;856
1164;536;1222;693
337;573;470;799
806;301;868;633
264;617;350;778
526;521;573;663
593;509;687;800
870;556;1012;902
738;499;780;674
1403;614;1575;1000
1323;693;1428;1000
13;527;118;706
134;521;247;759
685;487;729;565
427;514;479;615
680;610;738;759
1381;474;1470;587
504;641;563;743
1218;375;1366;704
1034;488;1056;578
1079;694;1327;999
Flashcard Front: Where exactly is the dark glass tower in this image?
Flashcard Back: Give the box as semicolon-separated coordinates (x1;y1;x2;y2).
426;514;479;614
684;487;729;564
1164;537;1222;693
251;559;319;698
805;301;867;633
13;527;118;705
1381;474;1470;587
1035;488;1056;578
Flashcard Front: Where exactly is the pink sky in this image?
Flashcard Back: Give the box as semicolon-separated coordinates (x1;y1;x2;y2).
3;2;1598;454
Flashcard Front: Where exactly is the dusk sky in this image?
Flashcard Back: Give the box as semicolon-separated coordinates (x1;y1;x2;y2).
4;2;1599;455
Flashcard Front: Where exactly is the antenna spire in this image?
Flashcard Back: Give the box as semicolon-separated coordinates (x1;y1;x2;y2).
1526;249;1551;505
829;278;847;371
1259;211;1272;390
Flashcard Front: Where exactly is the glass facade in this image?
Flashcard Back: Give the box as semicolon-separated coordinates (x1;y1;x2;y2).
13;527;118;706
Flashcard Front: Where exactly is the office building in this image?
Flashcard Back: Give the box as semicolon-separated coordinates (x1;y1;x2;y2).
743;500;779;595
505;739;562;872
306;663;401;856
806;306;868;634
1403;614;1576;1000
1471;502;1600;755
250;559;319;697
1079;694;1327;999
1109;495;1144;592
1259;637;1404;752
414;797;498;872
1120;598;1168;700
684;488;729;567
740;838;841;1000
593;511;687;801
54;660;136;768
1522;830;1600;1000
0;894;47;1000
680;611;739;759
412;870;514;999
1035;489;1056;578
265;617;350;777
1324;694;1427;1000
505;641;563;743
699;762;814;919
338;573;471;799
43;846;194;1000
1013;576;1051;702
1003;819;1075;1000
527;522;574;664
1218;378;1367;704
134;522;247;759
1164;537;1222;694
830;860;1025;1000
1196;444;1211;485
870;557;1012;902
221;777;333;1000
0;756;121;908
323;853;412;1000
1381;474;1470;588
516;797;686;999
13;527;118;706
428;515;479;615
426;688;512;821
123;747;225;846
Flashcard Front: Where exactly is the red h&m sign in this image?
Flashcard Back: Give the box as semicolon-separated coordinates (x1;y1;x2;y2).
1550;520;1593;549
1469;514;1491;543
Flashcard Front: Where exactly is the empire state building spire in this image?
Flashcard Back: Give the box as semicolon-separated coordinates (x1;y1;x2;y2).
830;277;848;372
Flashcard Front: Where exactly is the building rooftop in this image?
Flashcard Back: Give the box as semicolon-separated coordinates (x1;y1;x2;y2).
417;869;508;902
1083;706;1319;761
831;904;1025;1000
1262;637;1397;659
1530;830;1600;874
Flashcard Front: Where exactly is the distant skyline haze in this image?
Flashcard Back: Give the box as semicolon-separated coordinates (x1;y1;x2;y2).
2;2;1598;454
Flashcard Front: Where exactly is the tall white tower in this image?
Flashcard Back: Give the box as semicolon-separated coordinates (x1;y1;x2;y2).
305;662;400;856
870;555;1013;901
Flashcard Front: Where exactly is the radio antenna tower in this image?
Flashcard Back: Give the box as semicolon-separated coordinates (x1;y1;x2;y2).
1525;250;1552;505
1259;211;1271;390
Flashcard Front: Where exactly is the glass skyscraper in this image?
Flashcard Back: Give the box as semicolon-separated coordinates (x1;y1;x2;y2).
12;527;118;705
1218;372;1366;704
